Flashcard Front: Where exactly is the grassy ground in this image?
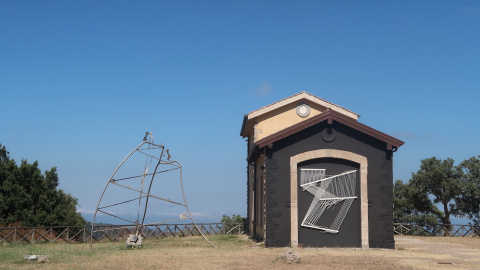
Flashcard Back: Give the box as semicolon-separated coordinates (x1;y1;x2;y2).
1;235;479;269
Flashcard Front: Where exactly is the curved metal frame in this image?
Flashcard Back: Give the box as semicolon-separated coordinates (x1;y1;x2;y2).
91;133;215;248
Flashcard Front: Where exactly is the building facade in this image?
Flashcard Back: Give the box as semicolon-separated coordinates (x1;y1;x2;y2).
240;92;404;248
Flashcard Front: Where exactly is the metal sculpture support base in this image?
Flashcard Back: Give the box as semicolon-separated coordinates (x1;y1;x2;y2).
126;234;143;248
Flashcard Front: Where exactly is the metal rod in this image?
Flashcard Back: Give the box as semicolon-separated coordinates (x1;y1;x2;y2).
109;181;185;206
98;195;148;210
91;141;146;248
136;149;162;161
96;210;138;224
175;161;217;248
112;167;180;182
300;170;357;187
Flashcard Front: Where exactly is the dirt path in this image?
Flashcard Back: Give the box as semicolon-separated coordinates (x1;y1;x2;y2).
394;236;480;269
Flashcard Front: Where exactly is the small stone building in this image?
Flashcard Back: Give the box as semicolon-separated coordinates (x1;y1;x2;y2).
240;92;404;248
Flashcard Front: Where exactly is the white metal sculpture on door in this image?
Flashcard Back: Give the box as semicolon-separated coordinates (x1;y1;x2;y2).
300;169;357;234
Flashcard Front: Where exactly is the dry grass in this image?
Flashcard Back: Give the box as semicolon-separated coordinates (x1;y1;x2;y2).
1;234;479;270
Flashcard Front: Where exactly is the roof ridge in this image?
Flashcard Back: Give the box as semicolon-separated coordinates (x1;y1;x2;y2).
246;91;359;117
302;92;358;117
246;91;305;115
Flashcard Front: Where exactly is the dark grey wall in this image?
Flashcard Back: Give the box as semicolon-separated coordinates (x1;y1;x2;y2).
264;121;395;248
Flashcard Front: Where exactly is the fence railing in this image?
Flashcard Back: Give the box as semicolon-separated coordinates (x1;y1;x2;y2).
0;223;243;244
394;223;480;237
2;223;477;244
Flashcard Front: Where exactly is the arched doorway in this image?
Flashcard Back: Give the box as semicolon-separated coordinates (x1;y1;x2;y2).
290;149;369;248
297;158;361;247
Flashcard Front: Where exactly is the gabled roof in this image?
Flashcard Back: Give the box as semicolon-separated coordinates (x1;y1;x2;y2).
246;91;359;120
240;91;360;137
255;109;404;150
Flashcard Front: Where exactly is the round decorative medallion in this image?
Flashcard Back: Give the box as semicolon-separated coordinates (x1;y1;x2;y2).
322;127;336;142
296;103;310;118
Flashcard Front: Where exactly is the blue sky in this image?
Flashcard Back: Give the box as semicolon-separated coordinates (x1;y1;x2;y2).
1;1;479;223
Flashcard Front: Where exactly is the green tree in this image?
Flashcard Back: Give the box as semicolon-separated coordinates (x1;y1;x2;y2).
458;156;480;225
409;157;463;226
220;214;245;225
393;180;440;225
220;214;246;233
0;144;85;227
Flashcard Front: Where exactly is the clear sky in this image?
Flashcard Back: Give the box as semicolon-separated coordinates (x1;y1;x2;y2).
1;1;479;223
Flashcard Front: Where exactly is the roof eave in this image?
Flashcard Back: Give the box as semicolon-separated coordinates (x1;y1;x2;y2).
256;109;404;149
240;114;248;137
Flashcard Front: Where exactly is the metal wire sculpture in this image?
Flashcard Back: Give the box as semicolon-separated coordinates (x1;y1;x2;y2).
91;132;215;247
300;169;357;234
